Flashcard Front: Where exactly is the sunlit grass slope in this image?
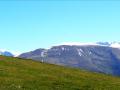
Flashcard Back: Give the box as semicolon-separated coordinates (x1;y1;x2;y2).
0;56;120;90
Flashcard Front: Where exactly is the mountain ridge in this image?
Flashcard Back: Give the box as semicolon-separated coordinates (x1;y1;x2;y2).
19;42;120;76
1;42;120;76
54;42;120;48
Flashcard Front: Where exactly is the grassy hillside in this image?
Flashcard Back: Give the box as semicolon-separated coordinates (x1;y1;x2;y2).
0;56;120;90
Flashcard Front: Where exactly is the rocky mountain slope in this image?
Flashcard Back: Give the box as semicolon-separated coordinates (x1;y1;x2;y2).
19;42;120;76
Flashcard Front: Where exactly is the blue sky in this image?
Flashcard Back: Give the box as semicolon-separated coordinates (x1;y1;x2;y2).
0;0;120;53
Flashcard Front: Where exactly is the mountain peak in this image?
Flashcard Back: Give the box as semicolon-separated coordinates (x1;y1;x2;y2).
0;50;14;57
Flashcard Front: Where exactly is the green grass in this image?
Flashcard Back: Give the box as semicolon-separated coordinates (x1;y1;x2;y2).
0;56;120;90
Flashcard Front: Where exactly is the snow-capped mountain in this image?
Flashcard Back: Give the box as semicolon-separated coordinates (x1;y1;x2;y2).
19;42;120;76
0;50;14;57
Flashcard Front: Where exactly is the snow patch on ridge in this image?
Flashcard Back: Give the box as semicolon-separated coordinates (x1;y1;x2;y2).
60;42;97;46
54;42;120;49
110;42;120;48
77;49;83;56
56;42;107;46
